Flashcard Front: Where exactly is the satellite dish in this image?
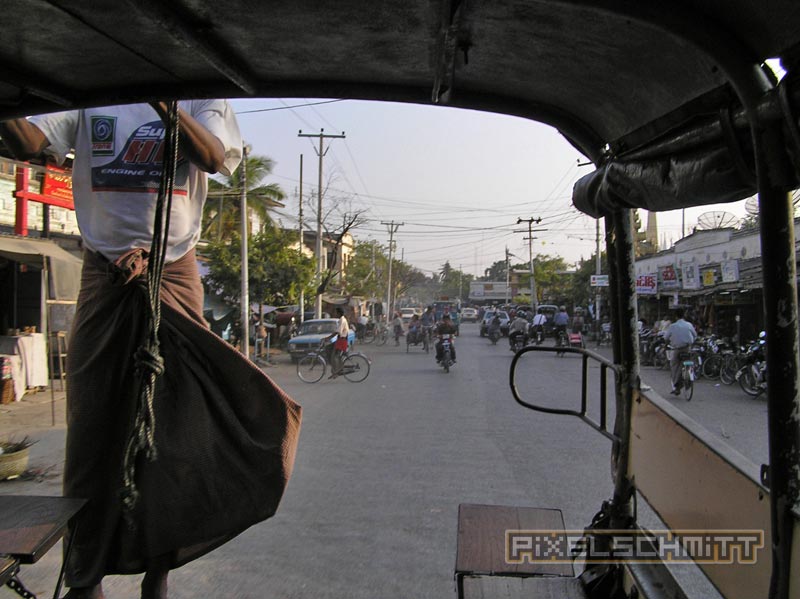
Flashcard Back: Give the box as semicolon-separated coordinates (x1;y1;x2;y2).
745;196;759;216
696;211;738;230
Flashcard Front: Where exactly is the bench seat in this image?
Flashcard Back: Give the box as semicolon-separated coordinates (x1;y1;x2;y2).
455;503;585;599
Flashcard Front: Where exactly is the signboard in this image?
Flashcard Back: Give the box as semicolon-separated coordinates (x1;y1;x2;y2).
590;274;609;287
659;264;679;289
635;273;657;295
702;269;717;286
681;263;701;290
42;166;74;206
721;260;740;283
469;281;510;300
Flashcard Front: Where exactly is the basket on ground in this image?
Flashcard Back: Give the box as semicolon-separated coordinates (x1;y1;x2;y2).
0;445;30;480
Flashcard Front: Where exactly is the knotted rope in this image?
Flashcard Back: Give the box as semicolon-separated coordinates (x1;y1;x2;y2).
121;101;179;520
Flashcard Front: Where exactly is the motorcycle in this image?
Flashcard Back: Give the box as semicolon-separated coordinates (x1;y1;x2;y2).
509;333;527;353
532;325;544;345
439;334;455;373
487;327;501;345
736;333;767;397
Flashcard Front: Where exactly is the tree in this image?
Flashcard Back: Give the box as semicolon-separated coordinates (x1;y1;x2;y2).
203;229;314;312
203;154;286;241
569;252;609;310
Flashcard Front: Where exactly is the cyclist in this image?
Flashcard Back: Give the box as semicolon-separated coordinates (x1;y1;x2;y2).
553;305;570;346
407;313;421;344
327;307;351;378
435;314;458;363
663;308;697;395
508;310;528;351
531;308;547;343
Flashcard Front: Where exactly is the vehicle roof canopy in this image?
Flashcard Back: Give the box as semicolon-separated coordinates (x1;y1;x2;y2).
2;1;799;215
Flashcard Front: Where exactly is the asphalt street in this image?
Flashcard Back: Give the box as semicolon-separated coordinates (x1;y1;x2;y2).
0;323;766;598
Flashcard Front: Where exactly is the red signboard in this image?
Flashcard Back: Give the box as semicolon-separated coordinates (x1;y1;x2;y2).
42;166;74;206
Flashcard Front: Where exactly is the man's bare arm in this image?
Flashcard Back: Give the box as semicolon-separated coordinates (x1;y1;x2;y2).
150;102;226;174
0;119;49;159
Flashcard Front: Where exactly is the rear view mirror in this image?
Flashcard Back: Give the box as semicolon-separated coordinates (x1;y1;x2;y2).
509;346;619;440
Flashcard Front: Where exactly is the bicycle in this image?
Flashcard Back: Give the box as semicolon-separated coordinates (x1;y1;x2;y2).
296;341;371;383
374;322;389;346
677;349;696;401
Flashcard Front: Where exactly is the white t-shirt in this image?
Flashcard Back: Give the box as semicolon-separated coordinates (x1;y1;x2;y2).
31;100;242;263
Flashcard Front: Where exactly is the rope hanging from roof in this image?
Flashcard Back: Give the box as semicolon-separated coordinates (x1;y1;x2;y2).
121;101;179;520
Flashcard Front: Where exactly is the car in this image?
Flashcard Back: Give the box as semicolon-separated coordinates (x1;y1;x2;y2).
536;304;560;337
460;307;478;322
479;310;510;336
400;308;417;323
287;318;356;362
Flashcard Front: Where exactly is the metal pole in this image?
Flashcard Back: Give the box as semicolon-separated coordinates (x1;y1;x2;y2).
239;144;250;358
298;154;304;324
755;127;800;599
505;247;510;305
608;209;639;529
596;218;602;334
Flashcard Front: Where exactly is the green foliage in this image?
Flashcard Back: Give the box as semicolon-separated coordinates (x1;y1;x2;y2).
569;252;609;308
203;154;286;241
203;229;314;308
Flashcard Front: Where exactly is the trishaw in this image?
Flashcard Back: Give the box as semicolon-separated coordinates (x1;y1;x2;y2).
1;2;799;598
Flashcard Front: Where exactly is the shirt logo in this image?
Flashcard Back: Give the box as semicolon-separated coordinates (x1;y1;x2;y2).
91;116;116;156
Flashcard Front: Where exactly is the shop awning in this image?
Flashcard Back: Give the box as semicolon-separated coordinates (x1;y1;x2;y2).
0;235;82;300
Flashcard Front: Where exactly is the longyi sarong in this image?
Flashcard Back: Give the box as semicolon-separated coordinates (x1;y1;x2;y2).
63;248;301;587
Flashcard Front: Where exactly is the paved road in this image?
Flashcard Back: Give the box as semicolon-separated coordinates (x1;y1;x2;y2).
1;323;767;598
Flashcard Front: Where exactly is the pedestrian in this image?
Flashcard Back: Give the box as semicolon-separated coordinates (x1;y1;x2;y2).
0;101;301;599
392;311;405;345
663;308;697;395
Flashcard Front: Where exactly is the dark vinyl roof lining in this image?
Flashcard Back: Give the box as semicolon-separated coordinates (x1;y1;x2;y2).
1;0;799;213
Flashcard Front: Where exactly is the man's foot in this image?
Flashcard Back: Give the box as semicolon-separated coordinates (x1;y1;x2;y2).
670;388;681;395
64;585;105;599
328;373;339;379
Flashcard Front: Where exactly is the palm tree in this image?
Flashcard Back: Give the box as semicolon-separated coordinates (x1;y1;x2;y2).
203;154;286;241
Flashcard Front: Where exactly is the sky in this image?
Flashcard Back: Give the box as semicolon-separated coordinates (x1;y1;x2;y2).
229;98;755;279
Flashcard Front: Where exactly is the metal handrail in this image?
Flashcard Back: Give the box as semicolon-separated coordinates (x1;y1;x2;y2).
509;345;621;442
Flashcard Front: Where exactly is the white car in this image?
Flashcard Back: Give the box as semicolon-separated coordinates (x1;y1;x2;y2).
400;308;416;323
461;308;478;322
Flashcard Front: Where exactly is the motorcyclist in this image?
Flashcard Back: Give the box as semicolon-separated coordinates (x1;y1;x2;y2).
435;314;457;363
531;308;547;344
508;310;528;351
487;313;502;341
553;305;569;346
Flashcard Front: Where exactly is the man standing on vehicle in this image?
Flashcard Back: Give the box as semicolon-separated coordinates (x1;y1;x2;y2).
0;101;301;599
663;308;697;395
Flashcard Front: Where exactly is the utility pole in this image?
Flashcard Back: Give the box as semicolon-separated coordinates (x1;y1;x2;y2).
516;217;546;311
382;221;403;321
239;143;250;358
298;128;346;318
298;154;304;324
505;247;511;305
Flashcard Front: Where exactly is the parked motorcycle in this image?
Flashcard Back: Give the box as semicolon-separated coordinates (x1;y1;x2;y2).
736;332;767;397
